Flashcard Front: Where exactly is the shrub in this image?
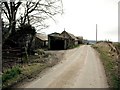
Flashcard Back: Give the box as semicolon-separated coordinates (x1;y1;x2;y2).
2;66;21;83
36;49;45;55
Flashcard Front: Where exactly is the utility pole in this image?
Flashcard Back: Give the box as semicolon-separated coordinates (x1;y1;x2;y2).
96;24;97;43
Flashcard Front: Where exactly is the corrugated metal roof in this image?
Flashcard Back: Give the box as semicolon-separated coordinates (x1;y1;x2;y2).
36;33;48;41
48;32;61;37
61;31;78;40
48;32;68;39
68;33;78;40
76;36;83;40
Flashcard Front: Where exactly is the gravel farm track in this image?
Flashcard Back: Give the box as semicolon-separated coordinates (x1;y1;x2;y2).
19;45;108;88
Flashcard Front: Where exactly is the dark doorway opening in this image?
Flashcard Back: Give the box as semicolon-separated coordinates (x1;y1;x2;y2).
50;40;64;50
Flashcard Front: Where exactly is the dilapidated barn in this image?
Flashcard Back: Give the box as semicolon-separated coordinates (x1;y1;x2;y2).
48;32;68;50
35;33;48;49
61;30;78;47
48;30;80;50
76;36;83;44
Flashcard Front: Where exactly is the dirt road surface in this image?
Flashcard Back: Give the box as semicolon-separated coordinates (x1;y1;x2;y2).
21;45;108;88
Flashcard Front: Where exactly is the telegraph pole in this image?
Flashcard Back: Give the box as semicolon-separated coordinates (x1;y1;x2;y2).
96;24;97;43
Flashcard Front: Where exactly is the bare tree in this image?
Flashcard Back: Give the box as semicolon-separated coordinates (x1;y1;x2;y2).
18;0;63;30
16;0;63;54
2;0;63;42
2;0;63;55
2;1;22;32
2;1;22;43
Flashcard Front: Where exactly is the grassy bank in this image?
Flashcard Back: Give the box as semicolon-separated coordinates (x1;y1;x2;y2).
92;44;119;88
2;49;61;88
2;63;47;88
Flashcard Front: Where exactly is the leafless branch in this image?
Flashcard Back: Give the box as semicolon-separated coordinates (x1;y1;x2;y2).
2;8;9;20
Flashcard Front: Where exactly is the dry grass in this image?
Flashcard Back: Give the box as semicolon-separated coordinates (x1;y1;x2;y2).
92;42;119;88
2;49;64;88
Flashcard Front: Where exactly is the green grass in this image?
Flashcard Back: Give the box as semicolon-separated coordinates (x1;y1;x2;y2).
2;48;60;88
2;66;21;83
21;63;47;79
2;52;59;88
2;63;47;88
2;66;21;88
92;45;119;88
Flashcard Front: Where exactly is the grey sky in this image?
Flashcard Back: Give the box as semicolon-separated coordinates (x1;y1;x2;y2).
39;0;119;42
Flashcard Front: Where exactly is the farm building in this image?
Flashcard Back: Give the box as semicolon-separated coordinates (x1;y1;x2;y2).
76;36;83;44
48;30;79;50
61;30;78;47
35;33;48;49
48;32;68;50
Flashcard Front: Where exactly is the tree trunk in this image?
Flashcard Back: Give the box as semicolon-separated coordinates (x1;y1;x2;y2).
28;35;35;55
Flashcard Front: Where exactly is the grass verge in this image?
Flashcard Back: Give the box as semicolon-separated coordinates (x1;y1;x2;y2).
2;50;60;88
92;45;119;88
2;63;47;88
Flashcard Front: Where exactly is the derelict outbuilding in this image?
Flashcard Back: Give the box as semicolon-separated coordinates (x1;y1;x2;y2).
48;32;68;50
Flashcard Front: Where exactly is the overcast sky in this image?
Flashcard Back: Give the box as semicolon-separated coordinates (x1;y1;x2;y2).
39;0;120;42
